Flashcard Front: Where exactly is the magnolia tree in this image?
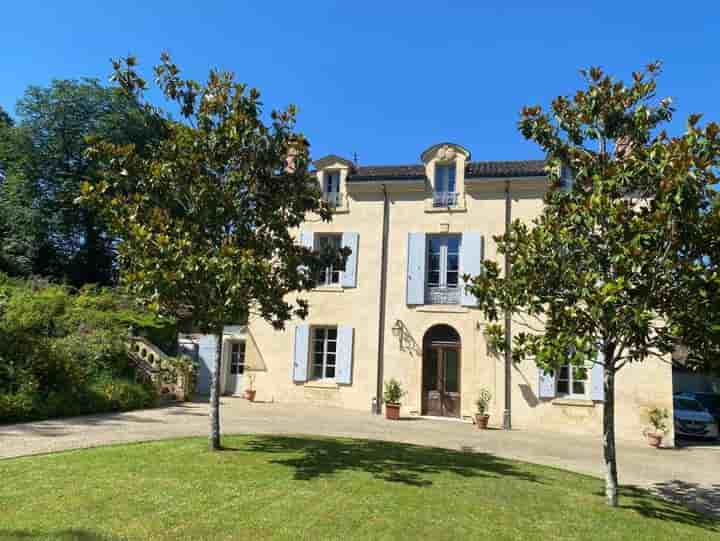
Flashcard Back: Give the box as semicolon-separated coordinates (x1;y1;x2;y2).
81;54;345;450
469;63;720;506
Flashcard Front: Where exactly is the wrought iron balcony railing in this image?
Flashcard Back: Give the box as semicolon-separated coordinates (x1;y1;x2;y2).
425;286;460;305
432;191;459;208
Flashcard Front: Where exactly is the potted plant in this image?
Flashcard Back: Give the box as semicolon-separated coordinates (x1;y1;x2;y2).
475;387;492;429
383;379;405;420
643;407;669;447
243;374;257;402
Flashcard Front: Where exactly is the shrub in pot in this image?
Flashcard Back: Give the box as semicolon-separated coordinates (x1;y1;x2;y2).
643;407;669;447
383;379;405;420
475;388;492;429
243;375;257;402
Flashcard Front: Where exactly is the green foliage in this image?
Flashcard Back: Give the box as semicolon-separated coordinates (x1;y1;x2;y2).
383;378;406;404
0;274;172;422
468;63;720;505
475;387;492;415
0;79;164;285
80;54;345;333
469;62;720;375
643;407;670;436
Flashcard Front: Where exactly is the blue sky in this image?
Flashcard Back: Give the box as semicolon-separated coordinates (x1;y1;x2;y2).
2;1;719;165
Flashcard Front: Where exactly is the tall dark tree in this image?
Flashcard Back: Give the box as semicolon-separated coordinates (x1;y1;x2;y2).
469;63;720;506
5;79;161;285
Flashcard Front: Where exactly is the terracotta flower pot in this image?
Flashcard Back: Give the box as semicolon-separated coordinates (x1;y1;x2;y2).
244;389;257;402
385;403;400;420
475;413;490;429
646;433;663;448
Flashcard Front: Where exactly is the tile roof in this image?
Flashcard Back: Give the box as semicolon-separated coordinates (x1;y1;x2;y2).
346;160;547;182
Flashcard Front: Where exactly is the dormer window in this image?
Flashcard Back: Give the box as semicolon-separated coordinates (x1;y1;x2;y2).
323;171;341;207
433;164;457;207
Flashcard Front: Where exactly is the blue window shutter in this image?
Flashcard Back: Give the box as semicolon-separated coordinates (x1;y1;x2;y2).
335;325;354;384
406;233;426;305
299;230;314;250
448;164;456;192
292;325;309;382
460;233;483;306
591;354;605;401
341;232;359;288
538;369;556;399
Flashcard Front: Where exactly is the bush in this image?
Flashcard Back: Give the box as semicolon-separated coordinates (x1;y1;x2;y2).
0;377;158;423
383;379;406;405
0;274;174;423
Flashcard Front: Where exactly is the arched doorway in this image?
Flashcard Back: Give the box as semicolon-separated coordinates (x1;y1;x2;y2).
422;324;461;417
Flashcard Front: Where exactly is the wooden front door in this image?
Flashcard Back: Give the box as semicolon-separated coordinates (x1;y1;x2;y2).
422;346;461;417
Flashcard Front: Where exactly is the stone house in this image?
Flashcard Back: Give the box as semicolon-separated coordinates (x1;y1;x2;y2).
179;142;675;444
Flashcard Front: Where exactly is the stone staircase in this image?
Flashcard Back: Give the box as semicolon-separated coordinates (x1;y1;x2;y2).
127;337;195;403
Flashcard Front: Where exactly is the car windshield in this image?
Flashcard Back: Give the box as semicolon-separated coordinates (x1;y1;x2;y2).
675;398;706;412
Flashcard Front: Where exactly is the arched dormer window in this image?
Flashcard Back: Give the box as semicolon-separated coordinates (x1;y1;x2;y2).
420;143;470;211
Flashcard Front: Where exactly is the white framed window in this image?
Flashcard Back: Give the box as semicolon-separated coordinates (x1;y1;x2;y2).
311;326;337;380
316;234;342;286
323;171;341;206
229;341;246;375
556;364;588;398
433;164;457;207
426;235;461;304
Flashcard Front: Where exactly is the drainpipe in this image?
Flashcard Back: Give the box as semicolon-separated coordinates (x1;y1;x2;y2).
503;180;512;430
375;183;390;414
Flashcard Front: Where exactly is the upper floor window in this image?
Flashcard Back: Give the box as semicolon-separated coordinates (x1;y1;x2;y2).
323;171;341;207
557;364;588;398
434;164;457;207
426;235;460;304
316;234;342;286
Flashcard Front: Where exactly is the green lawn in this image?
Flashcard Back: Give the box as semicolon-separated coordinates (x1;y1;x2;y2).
0;436;716;541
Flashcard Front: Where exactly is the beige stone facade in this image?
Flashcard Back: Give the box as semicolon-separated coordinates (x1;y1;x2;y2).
184;143;675;445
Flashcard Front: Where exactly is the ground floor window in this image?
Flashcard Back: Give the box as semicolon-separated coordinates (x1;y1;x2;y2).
229;341;246;375
311;327;337;379
556;364;587;397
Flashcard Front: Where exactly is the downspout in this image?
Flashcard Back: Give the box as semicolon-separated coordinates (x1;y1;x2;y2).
375;183;390;414
503;180;513;430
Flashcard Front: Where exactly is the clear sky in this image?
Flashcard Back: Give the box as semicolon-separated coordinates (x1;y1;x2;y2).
2;1;719;165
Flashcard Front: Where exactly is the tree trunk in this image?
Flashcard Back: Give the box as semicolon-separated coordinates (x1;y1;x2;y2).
209;328;223;451
603;361;619;506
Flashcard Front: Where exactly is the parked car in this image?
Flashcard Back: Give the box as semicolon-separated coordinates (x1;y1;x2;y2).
673;394;719;440
691;392;720;425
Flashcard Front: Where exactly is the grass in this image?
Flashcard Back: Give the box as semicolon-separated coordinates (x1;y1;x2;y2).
0;435;717;541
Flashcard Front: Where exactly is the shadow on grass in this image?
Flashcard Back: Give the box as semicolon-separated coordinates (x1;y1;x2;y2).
0;529;120;540
229;435;541;488
592;485;720;531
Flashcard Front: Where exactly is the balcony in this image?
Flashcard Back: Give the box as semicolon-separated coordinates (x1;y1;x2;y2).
425;191;466;213
432;191;459;208
425;286;460;305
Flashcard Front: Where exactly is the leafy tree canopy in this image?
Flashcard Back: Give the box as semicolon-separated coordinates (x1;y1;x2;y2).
468;62;720;505
1;79;163;285
80;53;345;449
